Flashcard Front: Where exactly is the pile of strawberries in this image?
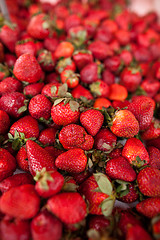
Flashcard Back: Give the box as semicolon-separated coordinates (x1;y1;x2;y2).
0;0;160;239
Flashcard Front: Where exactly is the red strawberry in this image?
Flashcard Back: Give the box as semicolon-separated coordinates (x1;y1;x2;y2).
0;148;16;181
80;109;104;136
44;36;59;52
88;40;113;60
54;41;74;59
137;167;160;197
147;146;160;169
60;69;79;89
0;216;31;240
56;57;76;74
126;224;152;240
88;215;110;231
119;49;133;66
44;146;64;160
26;140;56;176
37;49;55;72
80;62;98;84
102;69;115;85
106;156;136;182
31;210;62;240
38;127;57;146
41;82;61;98
59;124;94;150
24;82;44;98
140;79;160;98
55;148;87;174
0;77;22;96
16;146;29;172
94;128;117;152
4;53;16;67
79;173;115;216
0;92;26;118
0;173;33;193
140;119;160;140
29;94;52;120
104;56;121;73
136;197;160;218
9;115;39;139
0;184;40;219
73;51;93;70
146;136;160;150
117;183;138;203
152;216;160;240
51;100;80;126
0;110;10;135
89;80;110;98
47;192;87;224
122;138;150;166
34;168;64;198
0;63;10;81
64;14;81;32
15;39;36;57
127;96;155;131
71;84;93;100
13;53;42;83
110;110;139;138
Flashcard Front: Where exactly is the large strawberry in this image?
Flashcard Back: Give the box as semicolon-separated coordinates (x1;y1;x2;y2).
55;148;87;173
136;197;160;218
0;184;40;219
13;53;42;83
26;140;56;176
47;192;87;224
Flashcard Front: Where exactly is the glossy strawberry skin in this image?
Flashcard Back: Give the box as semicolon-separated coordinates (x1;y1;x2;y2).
16;146;29;172
0;184;40;219
31;210;62;240
137;167;160;197
38;127;57;146
0;110;10;135
117;183;138;203
24;82;44;97
136;197;160;218
80;109;104;136
47;192;87;224
0;77;22;96
71;84;93;100
55;148;87;174
140;119;160;140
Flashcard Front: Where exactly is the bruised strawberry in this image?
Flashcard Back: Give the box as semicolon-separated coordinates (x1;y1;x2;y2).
34;168;64;198
88;40;113;60
24;82;44;97
0;77;22;96
110;110;139;138
80;62;98;84
0;173;33;193
0;184;40;219
122;138;150;167
71;84;93;100
47;192;87;224
136;197;160;218
0;110;10;135
26;140;56;176
55;148;87;173
137;167;160;197
38;127;57;146
80;109;104;136
31;210;62;240
13;53;42;83
147;146;160;169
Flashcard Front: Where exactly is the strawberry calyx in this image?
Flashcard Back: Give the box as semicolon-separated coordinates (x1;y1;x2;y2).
114;179;131;198
62;176;78;192
0;63;10;78
34;167;54;190
38;49;54;66
101;106;116;127
132;156;147;168
69;29;87;49
89;81;101;97
56;57;73;73
17;99;29;115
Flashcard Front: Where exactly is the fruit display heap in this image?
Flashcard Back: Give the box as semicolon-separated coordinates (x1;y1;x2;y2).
0;0;160;239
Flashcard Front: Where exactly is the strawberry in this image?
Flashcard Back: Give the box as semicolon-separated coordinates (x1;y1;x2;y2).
110;109;139;138
140;119;160;140
38;127;57;146
95;26;112;43
80;109;104;136
31;210;62;240
13;53;42;83
88;40;113;60
0;64;9;81
126;224;153;240
56;57;76;74
60;69;79;89
9;115;39;139
108;83;128;101
4;53;17;68
0;172;33;193
55;148;87;173
117;183;138;203
127;96;155;131
51;100;80;126
41;82;61;98
44;36;59;52
26;140;56;176
64;14;81;32
122;138;150;166
16;146;29;172
27;13;50;39
37;49;55;72
147;146;160;169
88;215;110;231
119;49;133;66
146;136;160;150
106;156;136;182
80;62;98;84
115;29;130;46
137;167;160;197
73;51;93;70
0;184;40;219
79;173;115;216
44;146;64;160
0;148;17;181
47;192;87;224
0;77;22;96
93;97;112;110
102;69;115;85
0;110;10;135
71;84;93;100
34;168;64;198
0;92;27;118
140;79;160;98
29;94;52;120
59;124;94;150
0;216;31;240
136;197;160;218
112;100;130;110
152;216;160;240
15;39;36;57
104;56;121;73
54;41;74;59
89;80;110;98
94;128;117;152
23;82;44;97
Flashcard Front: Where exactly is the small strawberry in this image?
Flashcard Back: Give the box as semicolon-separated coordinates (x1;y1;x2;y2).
79;173;115;216
137;167;160;197
147;146;160;169
31;210;62;240
110;109;139;138
89;80;110;98
38;127;57;146
80;62;98;84
0;184;40;219
34;168;64;198
55;148;87;173
122;138;150;166
26;140;56;176
41;82;61;98
71;84;93;100
106;156;136;182
16;146;29;172
80;109;104;136
108;83;128;101
140;119;160;140
44;146;64;160
0;148;17;182
54;41;74;59
60;69;79;89
126;224;153;240
117;183;138;203
13;53;42;83
0;110;10;135
136;197;160;218
73;50;93;70
37;49;55;72
88;40;113;60
59;124;94;150
23;82;44;97
56;57;76;74
0;172;33;193
93;97;112;110
0;77;22;96
47;192;87;224
29;94;52;120
64;14;82;32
